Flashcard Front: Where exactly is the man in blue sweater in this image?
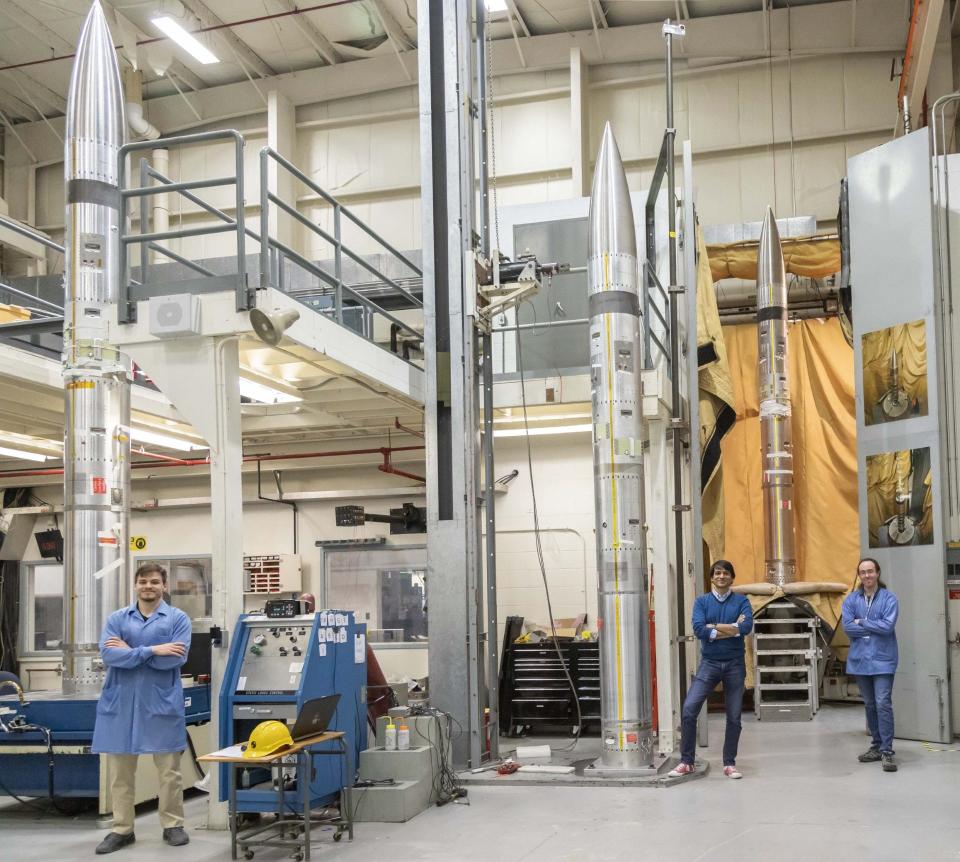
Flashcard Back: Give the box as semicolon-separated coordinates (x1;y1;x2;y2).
668;559;753;779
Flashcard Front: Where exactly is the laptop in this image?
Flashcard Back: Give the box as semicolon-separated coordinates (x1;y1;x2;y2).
290;694;341;742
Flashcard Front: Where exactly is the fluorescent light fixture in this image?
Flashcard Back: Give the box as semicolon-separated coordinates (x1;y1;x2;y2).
130;426;207;452
0;445;51;462
493;423;593;438
485;0;509;11
152;16;219;65
239;377;302;405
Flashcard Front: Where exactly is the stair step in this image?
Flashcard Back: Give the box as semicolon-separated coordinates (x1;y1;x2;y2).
755;682;813;690
755;632;814;639
351;779;431;824
359;746;434;785
757;666;812;674
756;649;813;656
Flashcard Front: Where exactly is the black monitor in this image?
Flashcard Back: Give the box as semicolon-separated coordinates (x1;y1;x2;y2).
181;631;212;679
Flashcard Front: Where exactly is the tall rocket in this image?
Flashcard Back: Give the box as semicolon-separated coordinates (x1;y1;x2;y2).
757;208;796;586
588;123;653;769
62;1;132;694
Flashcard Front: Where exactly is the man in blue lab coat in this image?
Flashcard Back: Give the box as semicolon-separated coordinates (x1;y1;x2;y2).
92;563;192;854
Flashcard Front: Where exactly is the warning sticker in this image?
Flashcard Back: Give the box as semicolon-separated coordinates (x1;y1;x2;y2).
97;531;118;546
91;477;107;494
129;536;147;551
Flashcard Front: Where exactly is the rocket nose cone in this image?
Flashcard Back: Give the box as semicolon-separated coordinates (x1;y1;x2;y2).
588;123;636;260
757;206;785;291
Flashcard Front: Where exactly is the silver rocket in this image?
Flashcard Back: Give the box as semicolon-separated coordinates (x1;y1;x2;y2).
588;123;654;769
757;208;796;586
62;1;132;694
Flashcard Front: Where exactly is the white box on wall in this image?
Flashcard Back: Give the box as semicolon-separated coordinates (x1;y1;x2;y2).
243;553;302;594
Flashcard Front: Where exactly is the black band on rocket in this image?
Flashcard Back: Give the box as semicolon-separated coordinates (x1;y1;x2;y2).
756;305;786;323
589;290;640;317
67;179;121;210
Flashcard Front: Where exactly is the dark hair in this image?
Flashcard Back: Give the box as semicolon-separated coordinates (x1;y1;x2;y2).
856;557;887;591
711;559;736;580
135;562;167;584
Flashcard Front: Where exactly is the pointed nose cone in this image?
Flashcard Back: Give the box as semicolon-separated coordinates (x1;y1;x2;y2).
66;1;124;182
757;206;786;306
588;122;636;261
889;347;898;374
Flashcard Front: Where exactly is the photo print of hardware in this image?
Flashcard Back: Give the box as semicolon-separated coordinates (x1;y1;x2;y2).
866;446;933;548
861;319;927;426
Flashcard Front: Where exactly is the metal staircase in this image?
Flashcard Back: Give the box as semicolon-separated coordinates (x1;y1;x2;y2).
753;600;822;721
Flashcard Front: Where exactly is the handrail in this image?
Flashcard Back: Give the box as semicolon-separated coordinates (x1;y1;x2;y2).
118;129;250;322
0;213;64;254
259;146;423;350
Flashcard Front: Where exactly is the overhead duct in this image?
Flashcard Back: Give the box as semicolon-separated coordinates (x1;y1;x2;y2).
122;66;160;141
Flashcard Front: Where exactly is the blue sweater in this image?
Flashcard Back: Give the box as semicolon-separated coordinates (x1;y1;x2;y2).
692;591;754;661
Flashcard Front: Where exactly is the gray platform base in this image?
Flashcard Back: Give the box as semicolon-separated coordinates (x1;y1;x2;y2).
460;752;708;788
352;779;430;823
758;702;815;722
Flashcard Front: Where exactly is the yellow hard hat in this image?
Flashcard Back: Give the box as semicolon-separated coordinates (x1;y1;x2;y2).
243;720;293;759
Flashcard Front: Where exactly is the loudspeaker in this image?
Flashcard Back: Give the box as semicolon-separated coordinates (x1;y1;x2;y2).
250;308;300;346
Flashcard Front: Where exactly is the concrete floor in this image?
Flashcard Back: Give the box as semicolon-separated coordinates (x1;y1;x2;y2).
2;703;958;862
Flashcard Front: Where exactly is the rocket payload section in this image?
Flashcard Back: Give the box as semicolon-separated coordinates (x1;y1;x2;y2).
587;123;654;769
757;208;797;587
61;1;132;694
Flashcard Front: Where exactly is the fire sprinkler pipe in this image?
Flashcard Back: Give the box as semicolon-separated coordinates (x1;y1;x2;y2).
0;444;426;479
394;417;425;439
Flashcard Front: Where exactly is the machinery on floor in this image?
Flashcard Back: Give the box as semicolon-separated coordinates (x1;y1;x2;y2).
217;610;367;811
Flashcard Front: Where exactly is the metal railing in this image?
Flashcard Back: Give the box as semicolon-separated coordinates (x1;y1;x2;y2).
259;146;423;346
119;129;251;323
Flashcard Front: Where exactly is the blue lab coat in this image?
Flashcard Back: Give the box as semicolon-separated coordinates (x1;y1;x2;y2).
91;600;192;755
841;588;899;675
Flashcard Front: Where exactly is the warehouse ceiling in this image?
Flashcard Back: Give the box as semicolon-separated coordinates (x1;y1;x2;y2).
0;0;854;124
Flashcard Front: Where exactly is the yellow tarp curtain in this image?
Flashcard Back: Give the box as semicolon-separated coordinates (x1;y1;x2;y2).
866;450;934;546
707;238;840;282
861;319;927;423
719;318;859;587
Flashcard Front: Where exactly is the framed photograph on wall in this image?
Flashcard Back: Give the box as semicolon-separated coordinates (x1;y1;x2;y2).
861;319;927;426
865;446;933;548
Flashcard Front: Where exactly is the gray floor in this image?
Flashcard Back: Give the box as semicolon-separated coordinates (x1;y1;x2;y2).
2;703;958;861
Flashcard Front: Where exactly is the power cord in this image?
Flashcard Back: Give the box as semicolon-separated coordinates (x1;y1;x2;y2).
515;308;583;752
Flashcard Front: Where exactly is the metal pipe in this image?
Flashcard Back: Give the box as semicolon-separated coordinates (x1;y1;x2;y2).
757;208;797;585
663;20;689;701
122;222;237;245
0;214;64;253
122;175;237;198
0;281;64;313
588;122;654;770
151;149;169;266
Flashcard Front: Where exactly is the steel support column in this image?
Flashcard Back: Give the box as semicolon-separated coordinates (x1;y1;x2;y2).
418;0;486;768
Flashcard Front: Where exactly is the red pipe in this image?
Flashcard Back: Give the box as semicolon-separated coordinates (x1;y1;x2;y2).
132;449;195;466
0;444;425;479
897;0;921;105
378;448;426;484
394;417;425;439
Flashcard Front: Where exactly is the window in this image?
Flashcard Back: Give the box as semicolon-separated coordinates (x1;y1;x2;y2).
19;562;64;653
135;556;213;620
324;546;427;645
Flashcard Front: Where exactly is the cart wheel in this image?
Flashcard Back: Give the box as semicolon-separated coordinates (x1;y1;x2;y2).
333;830;343;843
243;851;254;860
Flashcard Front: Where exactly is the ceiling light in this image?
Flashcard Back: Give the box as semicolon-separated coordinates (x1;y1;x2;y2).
239;377;302;405
152;16;219;65
130;426;207;452
493;423;593;438
486;0;509;11
0;446;51;462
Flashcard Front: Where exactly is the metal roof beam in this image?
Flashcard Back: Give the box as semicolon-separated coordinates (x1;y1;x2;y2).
178;0;278;78
270;0;342;65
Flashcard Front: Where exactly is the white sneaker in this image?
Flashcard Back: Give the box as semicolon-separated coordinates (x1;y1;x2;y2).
668;762;694;777
723;765;742;779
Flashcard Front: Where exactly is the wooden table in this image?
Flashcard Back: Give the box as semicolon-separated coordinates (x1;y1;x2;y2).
199;730;353;860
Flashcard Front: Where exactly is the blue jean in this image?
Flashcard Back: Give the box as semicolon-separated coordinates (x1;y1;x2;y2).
855;673;895;754
679;657;746;766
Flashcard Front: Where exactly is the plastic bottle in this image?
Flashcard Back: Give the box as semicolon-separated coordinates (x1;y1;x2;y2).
384;722;397;751
397;722;410;751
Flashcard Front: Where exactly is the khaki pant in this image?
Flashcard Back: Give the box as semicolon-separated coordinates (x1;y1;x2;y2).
106;752;184;834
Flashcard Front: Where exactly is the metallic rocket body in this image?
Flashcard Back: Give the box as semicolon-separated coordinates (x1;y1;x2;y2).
62;2;132;694
588;124;654;769
757;208;796;586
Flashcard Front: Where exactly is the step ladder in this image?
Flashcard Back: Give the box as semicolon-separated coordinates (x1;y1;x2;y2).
753;600;822;722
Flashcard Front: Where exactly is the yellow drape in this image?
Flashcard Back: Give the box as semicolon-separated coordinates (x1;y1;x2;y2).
865;450;934;546
860;319;928;424
708;238;840;282
719;318;859;586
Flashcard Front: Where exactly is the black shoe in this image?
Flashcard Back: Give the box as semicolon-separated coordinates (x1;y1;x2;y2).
881;753;898;772
162;827;190;846
858;748;882;763
95;832;135;855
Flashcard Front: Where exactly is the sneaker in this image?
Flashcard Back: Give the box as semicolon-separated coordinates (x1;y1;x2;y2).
881;753;898;772
162;827;190;846
723;765;742;779
858;748;882;763
667;762;694;777
95;832;135;855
